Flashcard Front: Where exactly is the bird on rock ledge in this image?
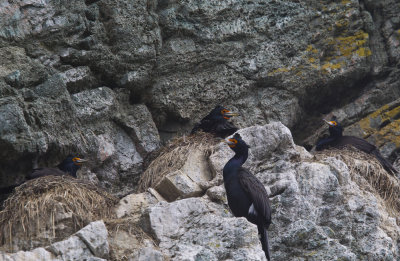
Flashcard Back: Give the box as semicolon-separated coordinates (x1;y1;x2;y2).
0;155;88;195
191;105;239;138
316;116;398;176
223;133;272;260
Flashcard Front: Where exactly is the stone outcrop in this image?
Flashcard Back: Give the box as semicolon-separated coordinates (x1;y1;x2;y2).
0;221;109;261
2;123;400;260
1;0;400;259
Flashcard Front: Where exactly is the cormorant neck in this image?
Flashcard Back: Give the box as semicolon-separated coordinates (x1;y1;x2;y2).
58;163;79;177
329;126;343;138
223;150;248;179
233;150;248;164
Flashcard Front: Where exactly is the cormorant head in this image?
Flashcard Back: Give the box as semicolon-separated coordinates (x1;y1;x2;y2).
224;133;250;154
323;116;343;137
57;155;88;177
210;105;239;120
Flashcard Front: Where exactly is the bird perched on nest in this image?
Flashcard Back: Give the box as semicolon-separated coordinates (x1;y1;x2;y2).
223;133;272;260
191;105;239;138
0;155;88;195
316;117;398;175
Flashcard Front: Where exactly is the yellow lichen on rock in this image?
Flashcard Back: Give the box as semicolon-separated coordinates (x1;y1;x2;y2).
375;121;400;148
357;103;400;148
267;66;292;76
328;31;371;58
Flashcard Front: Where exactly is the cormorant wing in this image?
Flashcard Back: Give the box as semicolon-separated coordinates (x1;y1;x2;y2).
238;167;271;226
27;167;66;180
191;118;214;134
338;136;376;153
215;120;238;138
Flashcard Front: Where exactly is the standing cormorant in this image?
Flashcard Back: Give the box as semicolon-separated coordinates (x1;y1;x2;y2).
223;133;272;260
191;105;239;138
316;117;397;175
0;155;87;195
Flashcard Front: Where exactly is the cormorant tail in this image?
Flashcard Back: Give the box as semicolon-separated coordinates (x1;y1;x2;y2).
191;123;201;134
371;150;398;176
258;224;270;261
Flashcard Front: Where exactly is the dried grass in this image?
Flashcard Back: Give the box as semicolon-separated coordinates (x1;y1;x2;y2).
0;175;118;250
105;218;158;261
105;218;153;243
138;132;219;192
315;147;400;216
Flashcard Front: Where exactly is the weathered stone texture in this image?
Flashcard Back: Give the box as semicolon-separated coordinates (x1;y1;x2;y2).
1;0;400;258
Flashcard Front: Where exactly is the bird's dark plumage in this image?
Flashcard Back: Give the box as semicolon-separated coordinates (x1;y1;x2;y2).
27;155;85;180
191;105;238;138
0;155;87;195
316;117;397;175
223;133;272;260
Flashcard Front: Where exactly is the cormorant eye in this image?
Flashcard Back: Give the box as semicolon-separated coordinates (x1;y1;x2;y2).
72;157;82;165
228;138;238;147
221;109;230;115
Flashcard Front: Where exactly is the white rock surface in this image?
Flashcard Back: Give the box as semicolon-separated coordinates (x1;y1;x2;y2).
0;221;109;261
146;197;267;261
155;148;213;201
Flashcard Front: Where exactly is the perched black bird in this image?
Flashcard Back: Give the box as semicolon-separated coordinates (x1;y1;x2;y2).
191;105;239;138
0;155;87;195
223;133;272;260
316;117;397;175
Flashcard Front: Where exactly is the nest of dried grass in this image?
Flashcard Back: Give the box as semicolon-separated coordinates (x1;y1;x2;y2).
138;132;219;192
315;147;400;215
0;175;118;251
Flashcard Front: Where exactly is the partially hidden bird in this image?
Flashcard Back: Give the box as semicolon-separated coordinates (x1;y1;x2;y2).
191;105;239;138
223;133;272;260
0;155;88;195
316;117;397;175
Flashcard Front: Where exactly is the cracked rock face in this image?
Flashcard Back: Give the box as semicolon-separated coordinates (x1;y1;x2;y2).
0;221;109;261
0;81;160;195
1;0;400;195
135;123;400;260
1;0;400;258
1;123;400;260
0;0;162;195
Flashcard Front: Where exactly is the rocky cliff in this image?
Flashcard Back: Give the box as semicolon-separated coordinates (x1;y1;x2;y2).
1;0;400;260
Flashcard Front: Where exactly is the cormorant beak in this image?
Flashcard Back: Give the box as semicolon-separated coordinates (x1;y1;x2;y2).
73;158;88;165
323;119;336;126
220;139;234;145
224;112;239;117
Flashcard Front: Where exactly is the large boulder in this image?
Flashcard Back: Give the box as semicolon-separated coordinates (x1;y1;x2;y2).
0;81;160;195
145;197;267;261
124;122;400;260
0;221;109;261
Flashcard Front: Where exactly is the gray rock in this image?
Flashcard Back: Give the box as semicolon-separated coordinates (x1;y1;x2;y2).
0;221;109;261
155;148;213;201
75;221;109;259
0;82;159;196
207;123;400;260
137;247;164;261
146;198;267;261
60;66;97;94
115;191;161;220
1;0;400;257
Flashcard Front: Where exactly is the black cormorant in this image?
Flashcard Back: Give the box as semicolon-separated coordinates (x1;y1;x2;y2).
223;133;272;260
0;155;87;195
191;105;239;138
316;117;397;175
